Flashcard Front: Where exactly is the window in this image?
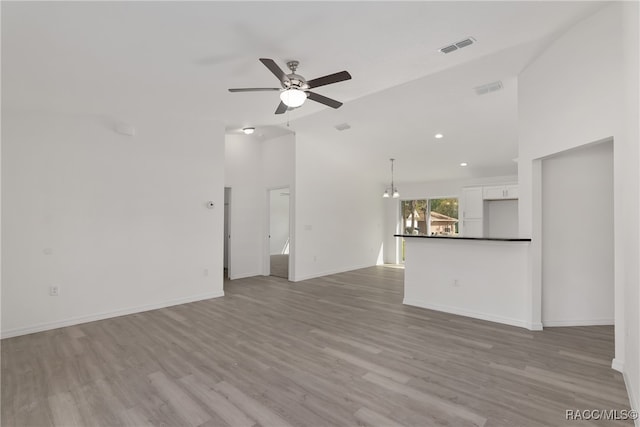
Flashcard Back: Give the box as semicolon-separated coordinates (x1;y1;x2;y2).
400;198;458;236
400;197;458;262
428;198;459;236
401;199;428;235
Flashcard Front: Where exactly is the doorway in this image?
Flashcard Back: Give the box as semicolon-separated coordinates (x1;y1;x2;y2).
268;187;290;279
541;140;614;326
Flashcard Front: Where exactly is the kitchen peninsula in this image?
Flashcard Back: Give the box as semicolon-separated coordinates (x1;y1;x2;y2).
396;234;539;330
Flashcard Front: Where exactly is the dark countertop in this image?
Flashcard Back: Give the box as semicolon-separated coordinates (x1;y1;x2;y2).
394;234;531;242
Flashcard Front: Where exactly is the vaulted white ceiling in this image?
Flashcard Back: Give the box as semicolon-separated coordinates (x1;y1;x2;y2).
2;1;607;183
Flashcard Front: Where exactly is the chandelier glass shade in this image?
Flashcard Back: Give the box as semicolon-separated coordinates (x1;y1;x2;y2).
280;88;307;108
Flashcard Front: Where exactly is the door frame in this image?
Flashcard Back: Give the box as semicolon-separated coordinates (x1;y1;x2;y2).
224;187;232;278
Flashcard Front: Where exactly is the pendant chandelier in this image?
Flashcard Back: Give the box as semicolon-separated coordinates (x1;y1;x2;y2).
383;158;400;199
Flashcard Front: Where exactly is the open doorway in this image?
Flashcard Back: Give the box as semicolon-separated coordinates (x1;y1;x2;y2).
269;187;290;279
541;139;614;327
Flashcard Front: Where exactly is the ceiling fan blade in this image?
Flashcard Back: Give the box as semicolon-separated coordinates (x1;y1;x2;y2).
259;58;290;85
307;91;343;109
307;71;352;89
228;88;281;92
275;101;288;114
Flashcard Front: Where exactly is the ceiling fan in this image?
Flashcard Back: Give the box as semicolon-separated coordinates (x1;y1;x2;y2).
228;58;352;114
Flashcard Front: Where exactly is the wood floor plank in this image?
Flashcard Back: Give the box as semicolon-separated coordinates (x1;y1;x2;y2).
147;371;212;427
362;372;487;427
310;328;383;354
47;392;84;427
179;375;256;427
1;266;633;426
213;381;295;427
323;347;412;384
354;406;405;427
117;406;156;427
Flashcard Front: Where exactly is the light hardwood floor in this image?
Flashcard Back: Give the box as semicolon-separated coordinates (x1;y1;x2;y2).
1;266;633;426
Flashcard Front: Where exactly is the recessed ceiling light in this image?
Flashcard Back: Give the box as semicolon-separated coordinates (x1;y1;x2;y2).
335;123;351;131
242;127;255;135
460;162;468;167
434;133;444;139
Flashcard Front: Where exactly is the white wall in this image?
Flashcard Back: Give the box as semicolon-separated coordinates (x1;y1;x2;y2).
294;130;384;281
1;111;225;338
262;134;295;189
519;2;623;234
269;190;289;254
518;2;638;411
541;141;614;326
383;175;517;263
621;0;640;414
403;239;531;329
224;133;295;279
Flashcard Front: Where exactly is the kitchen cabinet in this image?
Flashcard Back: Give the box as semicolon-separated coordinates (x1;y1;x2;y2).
483;184;518;200
462;187;483;218
462;219;483;238
461;187;484;237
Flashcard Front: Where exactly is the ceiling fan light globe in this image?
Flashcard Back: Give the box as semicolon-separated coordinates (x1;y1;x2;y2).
383;190;390;198
280;88;307;108
392;190;400;198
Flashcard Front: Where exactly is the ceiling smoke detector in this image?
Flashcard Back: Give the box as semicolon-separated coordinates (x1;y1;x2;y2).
474;80;503;96
439;37;476;54
334;123;351;131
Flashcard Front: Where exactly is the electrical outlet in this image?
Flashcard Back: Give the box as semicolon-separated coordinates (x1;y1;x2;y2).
49;286;59;296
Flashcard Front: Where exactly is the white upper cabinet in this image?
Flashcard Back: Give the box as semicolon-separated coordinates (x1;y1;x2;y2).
505;184;519;199
483;184;518;200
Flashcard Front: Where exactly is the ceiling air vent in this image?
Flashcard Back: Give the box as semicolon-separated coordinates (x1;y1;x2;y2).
455;38;474;49
334;123;351;131
439;37;476;54
440;45;458;54
474;80;503;95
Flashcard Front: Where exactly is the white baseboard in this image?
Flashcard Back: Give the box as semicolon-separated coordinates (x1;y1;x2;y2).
229;271;261;280
293;263;376;282
611;358;625;373
542;319;614;327
1;291;225;339
403;297;532;330
529;322;544;331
